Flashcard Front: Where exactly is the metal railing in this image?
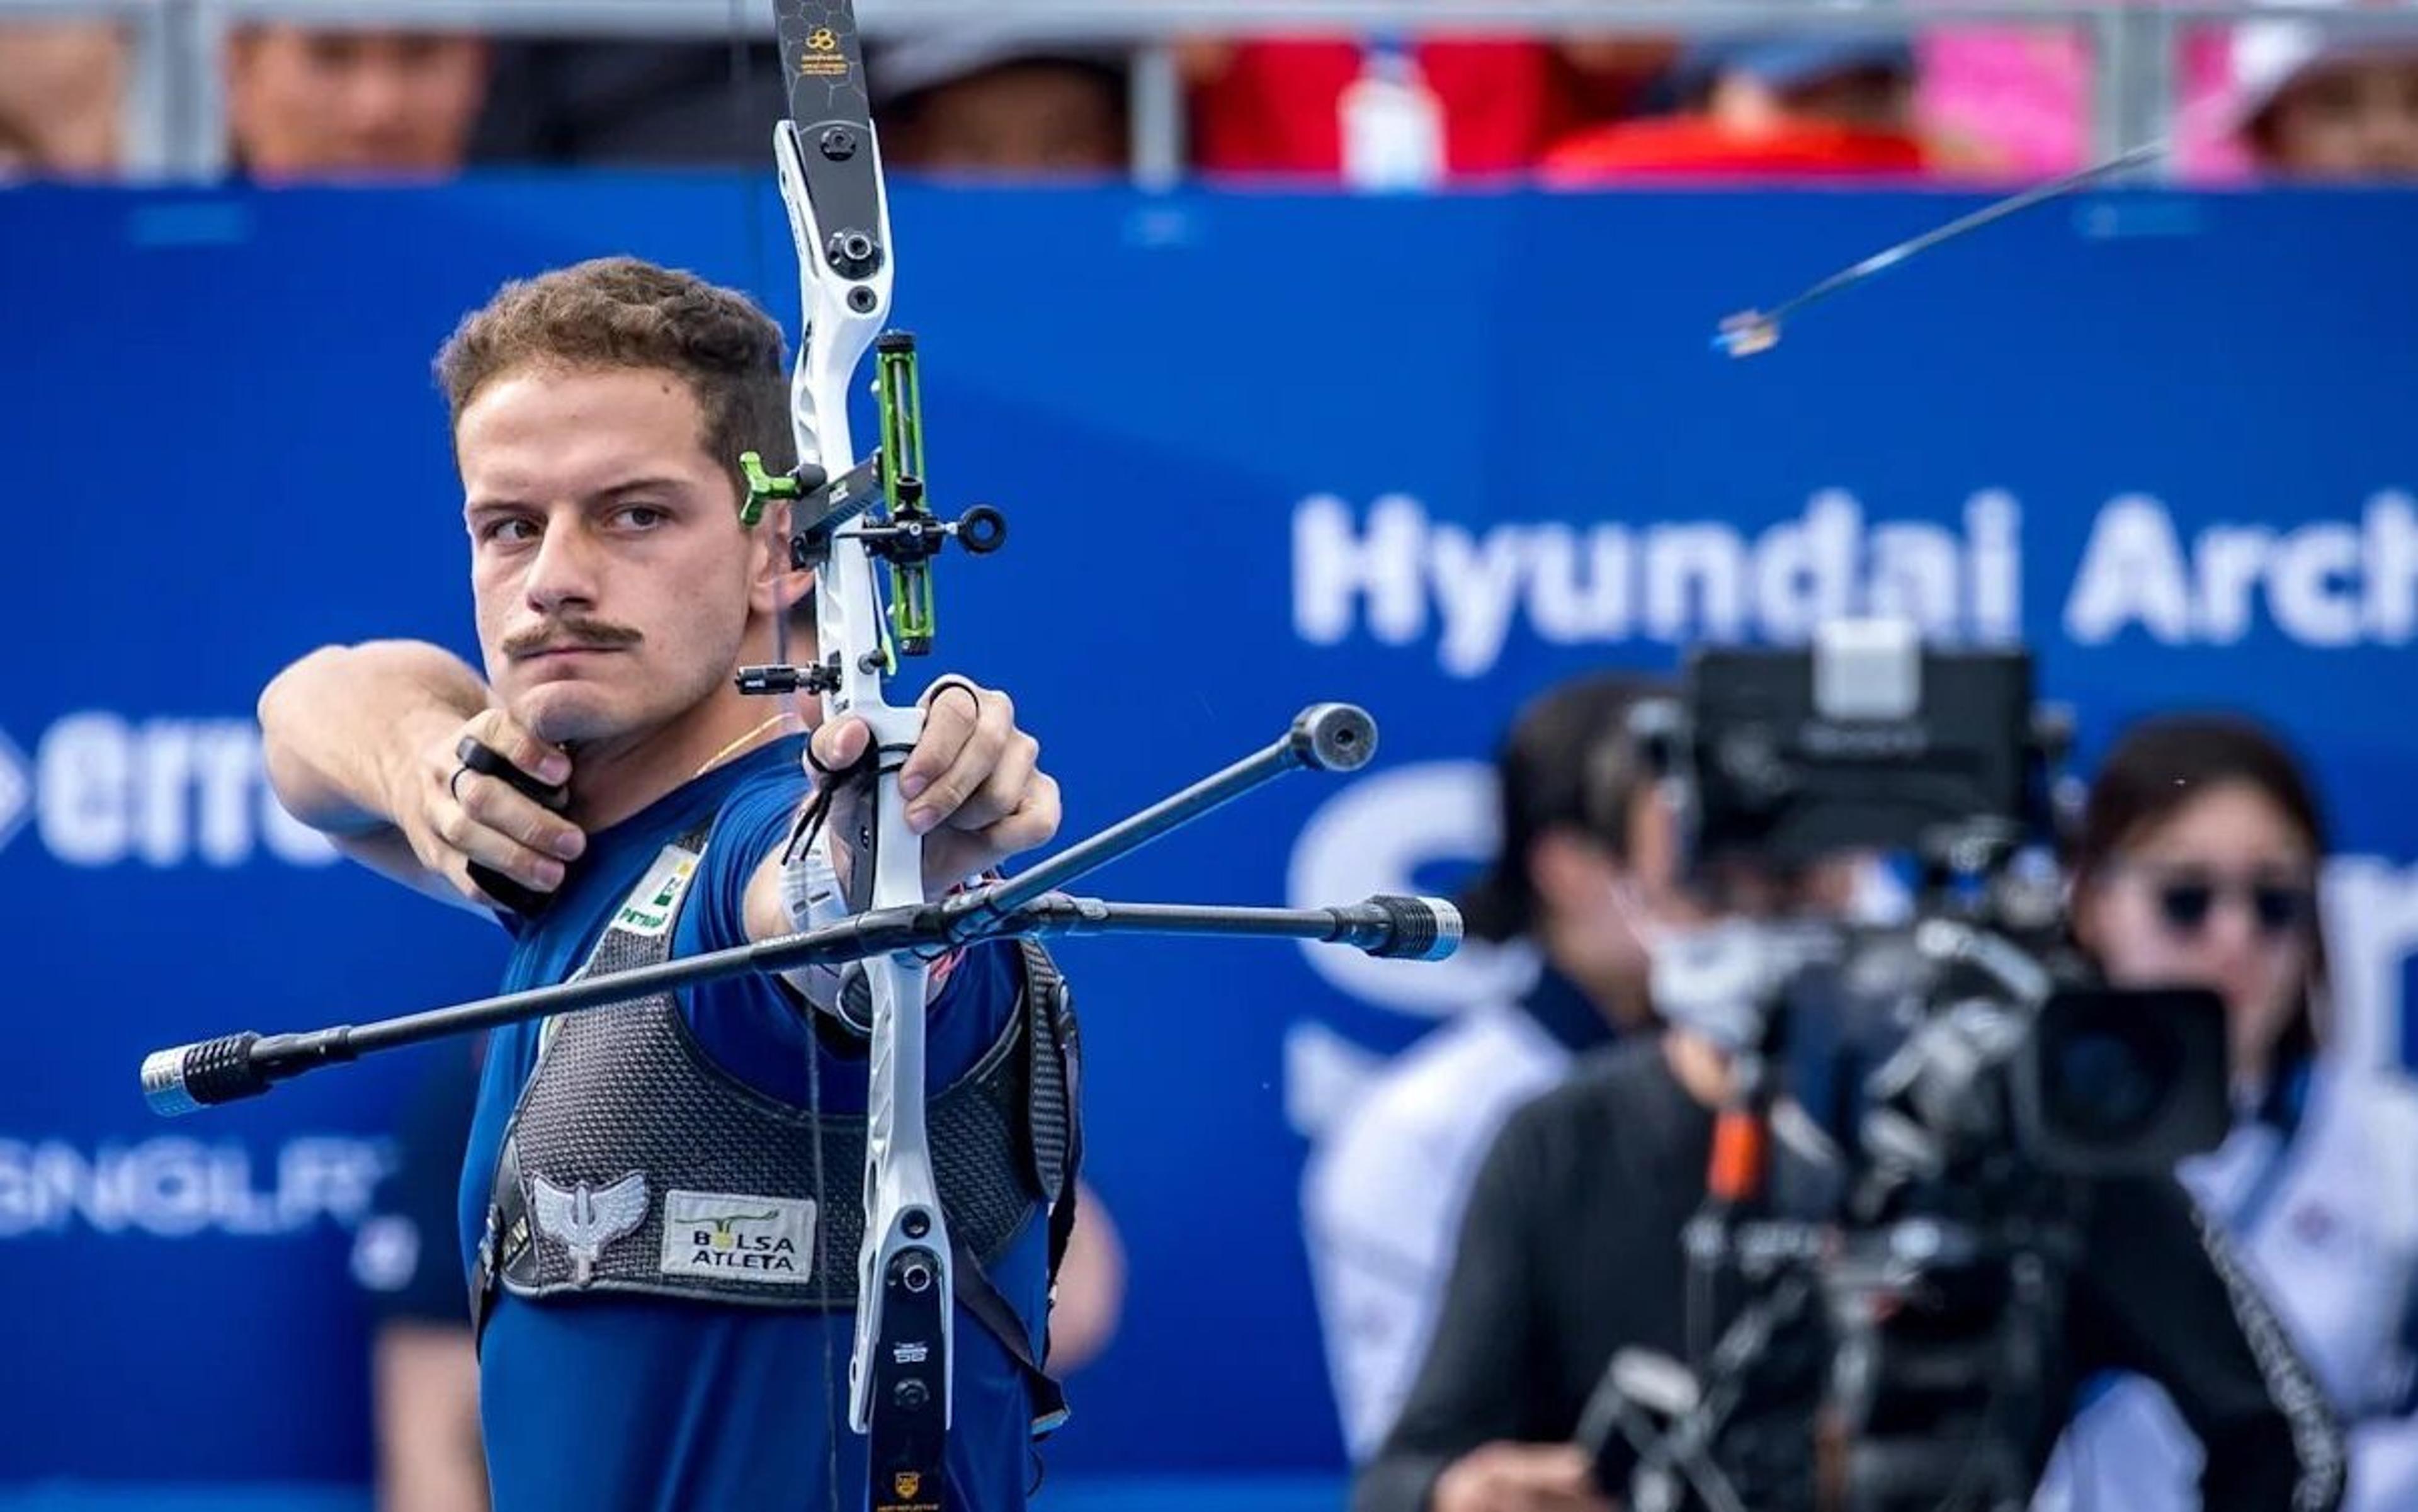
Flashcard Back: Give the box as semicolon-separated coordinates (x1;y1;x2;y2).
7;0;2416;185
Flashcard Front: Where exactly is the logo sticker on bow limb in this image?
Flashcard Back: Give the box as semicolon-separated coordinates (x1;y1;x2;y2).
878;1471;938;1512
659;1189;816;1284
797;27;849;78
530;1173;648;1286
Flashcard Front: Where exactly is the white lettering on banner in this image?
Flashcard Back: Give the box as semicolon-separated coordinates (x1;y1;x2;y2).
1285;760;1540;1019
39;713;130;865
0;727;26;855
1293;491;2022;676
0;1135;392;1239
1293;494;1428;648
2327;860;2418;1077
2063;491;2418;647
26;712;338;868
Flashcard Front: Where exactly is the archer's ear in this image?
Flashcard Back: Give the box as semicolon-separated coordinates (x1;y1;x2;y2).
773;566;819;627
745;499;798;614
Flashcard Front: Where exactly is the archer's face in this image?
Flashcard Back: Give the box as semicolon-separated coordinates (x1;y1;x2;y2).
457;365;768;747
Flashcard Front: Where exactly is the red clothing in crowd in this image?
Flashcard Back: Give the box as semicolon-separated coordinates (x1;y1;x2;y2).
1189;38;1581;178
1540;116;1930;182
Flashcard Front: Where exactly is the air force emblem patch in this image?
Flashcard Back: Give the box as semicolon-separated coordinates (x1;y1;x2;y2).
530;1172;649;1285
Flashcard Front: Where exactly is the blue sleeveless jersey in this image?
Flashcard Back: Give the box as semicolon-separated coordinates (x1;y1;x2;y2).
455;736;1048;1511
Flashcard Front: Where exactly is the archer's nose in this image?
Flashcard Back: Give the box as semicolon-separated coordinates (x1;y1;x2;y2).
523;518;603;615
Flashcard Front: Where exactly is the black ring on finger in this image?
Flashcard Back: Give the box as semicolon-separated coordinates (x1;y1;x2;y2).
807;739;870;780
926;678;984;722
449;764;474;804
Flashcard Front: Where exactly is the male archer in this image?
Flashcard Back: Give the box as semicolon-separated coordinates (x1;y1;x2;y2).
259;256;1072;1509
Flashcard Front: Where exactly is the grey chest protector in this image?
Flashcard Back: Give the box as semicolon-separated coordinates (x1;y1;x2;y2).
470;817;1083;1431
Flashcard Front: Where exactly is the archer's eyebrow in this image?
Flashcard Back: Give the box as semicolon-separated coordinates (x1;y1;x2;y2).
462;476;696;516
589;477;693;502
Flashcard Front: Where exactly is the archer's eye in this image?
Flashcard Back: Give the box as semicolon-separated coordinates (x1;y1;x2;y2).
615;505;667;530
481;516;539;544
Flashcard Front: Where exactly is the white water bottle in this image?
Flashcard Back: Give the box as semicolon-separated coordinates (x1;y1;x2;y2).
1339;33;1446;191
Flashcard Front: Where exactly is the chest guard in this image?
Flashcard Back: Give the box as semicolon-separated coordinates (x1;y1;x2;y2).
473;818;1081;1384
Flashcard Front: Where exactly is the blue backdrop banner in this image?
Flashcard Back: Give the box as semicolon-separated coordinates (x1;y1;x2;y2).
2;178;2414;1492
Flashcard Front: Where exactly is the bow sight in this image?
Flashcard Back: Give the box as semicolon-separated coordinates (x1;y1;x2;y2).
737;331;1007;695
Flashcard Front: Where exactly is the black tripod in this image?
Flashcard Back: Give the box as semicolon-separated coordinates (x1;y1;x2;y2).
1579;1021;2074;1512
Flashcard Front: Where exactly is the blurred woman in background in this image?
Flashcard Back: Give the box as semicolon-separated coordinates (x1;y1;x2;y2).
2041;713;2418;1511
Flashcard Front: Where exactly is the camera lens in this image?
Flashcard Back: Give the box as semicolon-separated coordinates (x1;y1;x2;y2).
2041;1015;2179;1145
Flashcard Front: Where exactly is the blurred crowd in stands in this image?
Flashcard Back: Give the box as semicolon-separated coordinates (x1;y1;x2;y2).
1;8;2414;186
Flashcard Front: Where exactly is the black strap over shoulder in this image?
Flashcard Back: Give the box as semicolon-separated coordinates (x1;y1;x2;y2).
957;1235;1070;1436
1017;936;1082;1285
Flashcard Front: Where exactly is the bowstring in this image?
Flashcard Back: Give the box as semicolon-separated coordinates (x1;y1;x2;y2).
728;8;844;1509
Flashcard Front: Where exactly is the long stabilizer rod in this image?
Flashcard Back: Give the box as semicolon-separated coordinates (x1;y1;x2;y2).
140;892;1459;1116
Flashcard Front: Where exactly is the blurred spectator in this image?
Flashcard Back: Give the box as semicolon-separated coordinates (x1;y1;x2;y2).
468;36;1130;178
351;1041;488;1512
0;117;33;176
1695;33;1919;135
468;43;786;168
1557;37;1694;122
1543;32;1931;182
1304;674;1666;1462
227;27;490;181
873;34;1129;177
0;22;125;179
1916;27;2245;180
2235;14;2418;179
1183;36;1677;183
2035;714;2418;1512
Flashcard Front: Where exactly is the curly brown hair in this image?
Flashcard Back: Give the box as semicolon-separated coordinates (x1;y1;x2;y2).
433;256;796;503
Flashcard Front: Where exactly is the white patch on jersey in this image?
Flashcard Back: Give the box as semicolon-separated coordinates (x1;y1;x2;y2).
659;1189;815;1285
614;843;702;938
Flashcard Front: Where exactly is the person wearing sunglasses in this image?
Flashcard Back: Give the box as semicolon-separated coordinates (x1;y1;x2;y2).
2038;713;2418;1511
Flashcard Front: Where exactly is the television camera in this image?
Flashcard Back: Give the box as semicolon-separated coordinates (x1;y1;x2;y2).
1579;619;2232;1512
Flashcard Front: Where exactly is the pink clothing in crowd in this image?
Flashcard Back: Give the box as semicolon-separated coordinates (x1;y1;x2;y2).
1917;26;2251;180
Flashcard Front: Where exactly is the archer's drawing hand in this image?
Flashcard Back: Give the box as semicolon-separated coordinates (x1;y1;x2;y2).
410;708;585;907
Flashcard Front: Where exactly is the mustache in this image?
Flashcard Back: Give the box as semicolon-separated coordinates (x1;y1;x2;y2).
502;617;645;659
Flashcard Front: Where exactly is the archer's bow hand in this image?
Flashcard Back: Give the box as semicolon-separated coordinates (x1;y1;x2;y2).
807;676;1060;898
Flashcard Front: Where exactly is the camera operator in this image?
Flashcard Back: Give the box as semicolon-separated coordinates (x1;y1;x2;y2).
1306;673;1666;1463
1353;654;2346;1512
2037;714;2418;1512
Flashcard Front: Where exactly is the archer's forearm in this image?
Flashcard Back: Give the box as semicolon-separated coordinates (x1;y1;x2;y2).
259;640;489;836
